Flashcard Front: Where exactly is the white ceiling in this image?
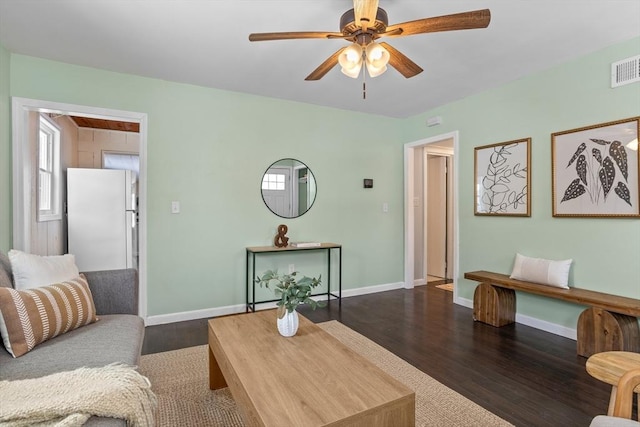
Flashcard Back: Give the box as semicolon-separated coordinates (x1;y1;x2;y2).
1;1;639;118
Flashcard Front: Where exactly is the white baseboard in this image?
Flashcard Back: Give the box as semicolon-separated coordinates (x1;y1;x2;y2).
340;281;405;297
145;304;246;326
145;281;405;326
413;278;427;286
454;297;577;340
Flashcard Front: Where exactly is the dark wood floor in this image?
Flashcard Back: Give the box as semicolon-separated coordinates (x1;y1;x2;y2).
142;284;623;426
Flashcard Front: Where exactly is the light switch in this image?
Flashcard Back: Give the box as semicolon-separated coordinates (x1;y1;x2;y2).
382;202;389;213
171;201;180;214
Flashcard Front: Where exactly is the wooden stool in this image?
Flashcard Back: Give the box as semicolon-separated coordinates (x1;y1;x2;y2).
586;351;640;419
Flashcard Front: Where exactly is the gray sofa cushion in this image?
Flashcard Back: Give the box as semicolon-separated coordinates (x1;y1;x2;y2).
83;269;138;315
0;314;144;381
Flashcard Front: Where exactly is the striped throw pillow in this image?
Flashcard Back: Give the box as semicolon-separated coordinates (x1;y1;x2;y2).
0;275;98;357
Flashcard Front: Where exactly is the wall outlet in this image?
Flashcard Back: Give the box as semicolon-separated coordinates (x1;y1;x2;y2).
382;202;389;213
288;264;295;274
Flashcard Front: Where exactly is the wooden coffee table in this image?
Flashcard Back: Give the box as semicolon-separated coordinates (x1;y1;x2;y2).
208;310;415;426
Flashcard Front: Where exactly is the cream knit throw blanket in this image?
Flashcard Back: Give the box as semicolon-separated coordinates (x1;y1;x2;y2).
0;363;156;427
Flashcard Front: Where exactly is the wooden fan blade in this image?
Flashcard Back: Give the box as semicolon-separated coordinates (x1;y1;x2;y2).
385;9;491;37
305;48;343;81
379;43;423;78
249;31;344;42
354;0;379;31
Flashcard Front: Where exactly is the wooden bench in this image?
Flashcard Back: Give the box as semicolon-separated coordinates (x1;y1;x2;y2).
464;270;640;357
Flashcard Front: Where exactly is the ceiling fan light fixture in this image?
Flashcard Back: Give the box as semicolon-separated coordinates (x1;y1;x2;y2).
365;42;390;77
339;44;363;78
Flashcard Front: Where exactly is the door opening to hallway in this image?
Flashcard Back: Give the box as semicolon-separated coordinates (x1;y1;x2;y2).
425;152;453;284
410;138;455;287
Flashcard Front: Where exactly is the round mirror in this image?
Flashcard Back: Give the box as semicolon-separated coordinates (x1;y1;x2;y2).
261;158;317;218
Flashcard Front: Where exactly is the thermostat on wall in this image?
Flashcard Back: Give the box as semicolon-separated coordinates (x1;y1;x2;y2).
363;179;373;188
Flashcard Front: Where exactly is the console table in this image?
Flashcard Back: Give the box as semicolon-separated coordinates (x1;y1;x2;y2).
246;243;342;312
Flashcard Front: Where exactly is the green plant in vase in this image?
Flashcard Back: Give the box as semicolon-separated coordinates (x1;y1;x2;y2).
255;269;324;336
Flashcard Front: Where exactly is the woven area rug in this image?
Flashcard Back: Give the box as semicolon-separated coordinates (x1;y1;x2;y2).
435;283;454;292
139;320;513;427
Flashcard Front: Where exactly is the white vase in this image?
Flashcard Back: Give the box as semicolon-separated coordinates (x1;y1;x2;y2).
277;309;299;337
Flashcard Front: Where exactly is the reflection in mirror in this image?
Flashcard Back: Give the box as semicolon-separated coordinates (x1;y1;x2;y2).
261;159;316;218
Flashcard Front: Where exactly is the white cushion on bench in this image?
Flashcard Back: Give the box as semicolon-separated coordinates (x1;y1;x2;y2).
510;253;572;289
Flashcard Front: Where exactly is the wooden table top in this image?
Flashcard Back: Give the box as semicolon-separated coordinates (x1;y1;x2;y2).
208;310;415;426
586;351;640;392
246;243;341;253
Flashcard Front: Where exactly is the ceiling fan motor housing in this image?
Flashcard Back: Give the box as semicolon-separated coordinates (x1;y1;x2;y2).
340;7;388;42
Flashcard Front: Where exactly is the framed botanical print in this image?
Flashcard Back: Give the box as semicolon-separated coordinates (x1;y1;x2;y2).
474;138;531;216
552;117;640;218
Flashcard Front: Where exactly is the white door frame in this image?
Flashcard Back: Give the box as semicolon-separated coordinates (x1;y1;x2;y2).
404;131;459;299
12;97;149;320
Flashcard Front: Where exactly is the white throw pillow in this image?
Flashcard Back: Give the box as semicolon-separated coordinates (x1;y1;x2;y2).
509;253;572;289
8;249;80;290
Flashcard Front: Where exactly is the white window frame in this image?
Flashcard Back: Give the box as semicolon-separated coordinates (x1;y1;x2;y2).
37;114;62;222
102;150;140;177
261;172;287;191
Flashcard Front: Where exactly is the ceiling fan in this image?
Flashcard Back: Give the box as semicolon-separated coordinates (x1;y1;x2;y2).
248;0;491;81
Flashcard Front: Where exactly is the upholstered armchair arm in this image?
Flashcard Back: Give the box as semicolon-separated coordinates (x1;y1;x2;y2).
82;269;139;315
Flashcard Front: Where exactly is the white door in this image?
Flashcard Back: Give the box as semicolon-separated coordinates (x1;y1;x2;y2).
261;167;292;217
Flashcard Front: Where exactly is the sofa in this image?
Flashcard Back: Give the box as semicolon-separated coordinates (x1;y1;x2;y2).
0;251;145;426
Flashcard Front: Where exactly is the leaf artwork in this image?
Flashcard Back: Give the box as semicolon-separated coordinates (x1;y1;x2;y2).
609;141;628;182
561;137;634;208
599;157;615;197
592;148;602;165
614;182;632;206
479;143;527;213
566;143;586;167
576;155;587;186
561;178;586;202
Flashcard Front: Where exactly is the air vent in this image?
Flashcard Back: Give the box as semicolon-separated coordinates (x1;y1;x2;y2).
611;55;640;88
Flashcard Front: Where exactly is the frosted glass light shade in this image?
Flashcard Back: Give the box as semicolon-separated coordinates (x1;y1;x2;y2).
365;43;390;78
339;44;363;78
366;64;387;77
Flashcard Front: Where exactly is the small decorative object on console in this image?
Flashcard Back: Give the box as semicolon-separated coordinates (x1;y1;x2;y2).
289;242;322;248
273;224;289;248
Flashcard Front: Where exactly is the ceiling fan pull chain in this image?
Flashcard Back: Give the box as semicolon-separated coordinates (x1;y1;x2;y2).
362;65;367;99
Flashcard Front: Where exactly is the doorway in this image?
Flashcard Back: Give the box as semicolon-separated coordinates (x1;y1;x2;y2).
11;97;148;319
424;149;453;284
404;131;458;298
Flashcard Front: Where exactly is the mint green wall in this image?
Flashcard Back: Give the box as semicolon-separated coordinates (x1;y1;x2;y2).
0;44;10;253
8;54;404;316
403;37;640;329
4;38;639;325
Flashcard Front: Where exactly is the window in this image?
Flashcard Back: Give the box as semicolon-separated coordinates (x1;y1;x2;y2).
103;151;140;177
37;115;61;221
262;173;286;191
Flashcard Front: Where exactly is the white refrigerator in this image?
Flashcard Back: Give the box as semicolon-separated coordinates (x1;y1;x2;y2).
67;168;137;272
